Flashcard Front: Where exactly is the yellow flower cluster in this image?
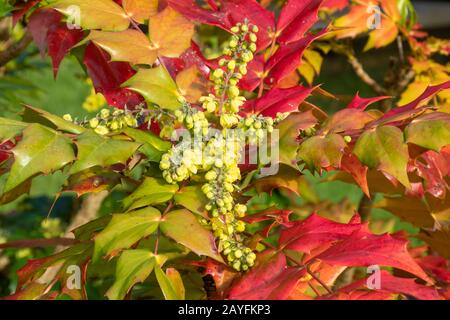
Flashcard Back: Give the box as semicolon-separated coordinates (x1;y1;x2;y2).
64;107;140;135
160;21;261;271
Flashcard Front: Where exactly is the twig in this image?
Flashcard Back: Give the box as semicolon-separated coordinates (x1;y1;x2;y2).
0;237;79;249
305;265;333;295
347;54;388;96
396;68;415;94
0;31;33;67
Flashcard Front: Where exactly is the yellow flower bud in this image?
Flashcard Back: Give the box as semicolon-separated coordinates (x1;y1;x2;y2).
63;114;73;122
94;125;109;135
89;118;99;128
100;109;110;119
227;60;236;70
231;26;239;33
213;68;224;79
228;86;239;98
249;33;257;43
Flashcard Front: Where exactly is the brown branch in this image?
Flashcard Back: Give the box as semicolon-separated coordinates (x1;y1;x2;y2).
0;238;79;249
396;68;415;94
347;55;388;96
0;30;33;67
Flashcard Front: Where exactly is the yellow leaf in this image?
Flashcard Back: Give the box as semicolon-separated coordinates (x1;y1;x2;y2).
124;65;181;110
51;0;130;31
364;17;398;51
123;0;159;24
298;61;315;85
303;49;323;74
149;6;194;57
87;30;158;65
176;65;208;103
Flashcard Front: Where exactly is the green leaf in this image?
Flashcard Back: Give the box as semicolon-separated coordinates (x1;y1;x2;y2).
5;124;75;192
106;250;156;300
160;209;223;262
22;105;86;134
123;65;181;110
0;117;28;143
174;185;209;218
50;0;130;31
155;265;185;300
123;177;179;210
72;215;112;241
93;207;161;261
353;125;410;188
123;127;171;162
277;111;318;168
297;134;346;171
405;113;450;152
70;130;141;174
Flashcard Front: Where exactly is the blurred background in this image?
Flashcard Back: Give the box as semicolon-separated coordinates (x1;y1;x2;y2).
0;0;449;298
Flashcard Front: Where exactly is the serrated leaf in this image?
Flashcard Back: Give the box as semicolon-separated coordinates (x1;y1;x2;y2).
0;117;28;143
123;0;158;24
297;134;346;171
277;111;318;168
250;165;305;197
279;213;361;253
123;127;171;162
93;207;161;261
405;113;450;152
149;6;194;58
155;265;185;300
123;177;179;210
316;231;432;283
50;0;130;31
176;65;208;103
160;209;223;262
174;185;209;218
70;130;141;174
353;125;410;188
87;30;158;65
22;105;86;134
106;249;156;300
124;65;181;110
321;109;375;134
5;124;75;192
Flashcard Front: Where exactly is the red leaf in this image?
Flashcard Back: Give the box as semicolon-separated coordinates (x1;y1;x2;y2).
413;149;450;199
325;270;441;300
228;250;305;300
168;0;275;51
383;81;450;119
320;0;349;11
83;43;144;109
28;9;62;56
161;42;211;79
0;140;15;164
220;0;275;51
47;25;84;77
279;213;362;253
316;231;433;283
417;255;450;283
277;0;323;44
239;54;264;91
12;0;40;26
243;85;314;117
340;152;370;197
346;93;391;110
265;29;327;85
167;0;228;28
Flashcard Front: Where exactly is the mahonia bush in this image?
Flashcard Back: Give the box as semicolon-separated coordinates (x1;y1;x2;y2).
0;0;450;300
